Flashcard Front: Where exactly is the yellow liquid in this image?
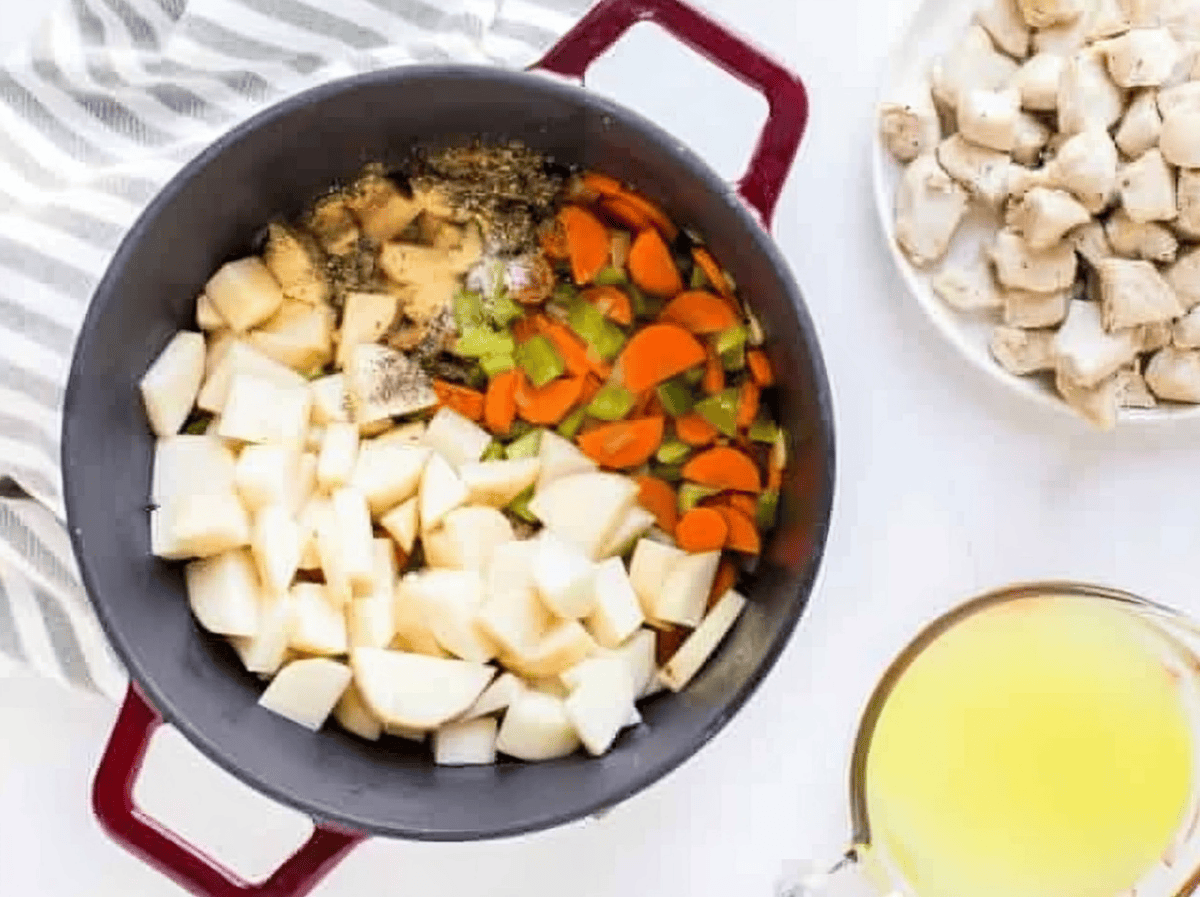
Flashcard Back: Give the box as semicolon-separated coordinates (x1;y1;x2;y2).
864;596;1195;897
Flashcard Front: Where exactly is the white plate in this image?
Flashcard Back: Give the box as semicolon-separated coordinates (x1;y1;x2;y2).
869;0;1196;424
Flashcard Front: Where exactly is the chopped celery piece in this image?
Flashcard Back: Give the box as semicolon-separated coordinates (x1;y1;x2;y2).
507;485;539;523
487;293;524;328
558;407;587;439
748;416;778;444
587;384;636;421
716;325;748;356
516;334;565;387
505;428;543;460
182;414;212;435
629;284;662;319
456;326;515;358
690;265;709;289
656;379;694;417
508;419;533;441
594;265;628;286
655;440;691;465
481;441;506;462
453;289;485;330
552;284;578;305
480;353;515;376
678;482;720;513
695;388;740;438
756;489;779;531
683;366;705;387
568;300;626;361
652;463;683;482
721;343;747;372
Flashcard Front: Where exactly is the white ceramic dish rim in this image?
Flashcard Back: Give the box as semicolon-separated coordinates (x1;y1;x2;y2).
869;0;1199;425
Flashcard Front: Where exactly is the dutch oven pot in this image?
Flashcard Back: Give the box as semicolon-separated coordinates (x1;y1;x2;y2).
61;0;835;893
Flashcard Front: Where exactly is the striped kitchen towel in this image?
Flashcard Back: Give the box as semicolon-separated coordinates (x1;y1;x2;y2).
0;0;593;700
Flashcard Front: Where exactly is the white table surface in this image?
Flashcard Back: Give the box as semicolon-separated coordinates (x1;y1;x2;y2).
8;0;1200;894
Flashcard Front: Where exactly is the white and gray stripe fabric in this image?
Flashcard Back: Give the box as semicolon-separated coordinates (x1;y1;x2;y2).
0;0;591;701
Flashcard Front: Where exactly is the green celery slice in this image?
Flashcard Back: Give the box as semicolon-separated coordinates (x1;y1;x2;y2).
629;284;662;319
748;416;778;444
516;334;565;388
587;384;636;421
656;379;694;417
568;299;626;361
505;428;543;460
678;482;720;513
682;366;705;387
453;289;485;330
756;489;779;531
557;407;587;439
487;293;524;328
690;265;709;289
480;353;515;377
655;440;691;465
507;485;539;523
594;266;628;286
456;326;515;358
715;325;748;356
695;388;740;438
721;343;747;372
481;441;506;462
652;463;683;482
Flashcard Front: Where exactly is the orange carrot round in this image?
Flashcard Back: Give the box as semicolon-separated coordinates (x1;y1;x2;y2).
617;323;705;393
581;171;624;196
433;379;485;422
538;317;611;379
702;348;726;395
582;285;633;326
718;492;758;518
707;557;738;610
559;205;610;285
675;507;729;553
484;369;519;436
715;506;760;555
737;380;761;430
661;291;739;334
514;373;585;425
577;417;664;469
747;349;774;387
692;246;732;296
682;446;762;492
628;228;683;297
635;475;678;535
674;412;719;447
600;195;654;233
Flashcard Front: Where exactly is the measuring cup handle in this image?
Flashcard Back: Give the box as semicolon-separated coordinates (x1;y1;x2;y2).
533;0;809;228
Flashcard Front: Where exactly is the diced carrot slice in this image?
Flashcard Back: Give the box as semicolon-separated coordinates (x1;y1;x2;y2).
675;412;719;447
617;323;705;393
715;506;760;555
676;507;729;552
747;349;774;387
577;417;664;469
682;447;761;493
702;348;725;395
628;229;683;297
433;379;485;422
559;205;610;285
514;372;585;426
582;285;633;325
707;557;738;610
484;369;519;436
737;380;760;430
661;291;739;334
692;246;732;296
635;475;679;535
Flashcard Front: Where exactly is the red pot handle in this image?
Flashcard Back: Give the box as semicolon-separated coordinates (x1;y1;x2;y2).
534;0;809;229
93;685;365;897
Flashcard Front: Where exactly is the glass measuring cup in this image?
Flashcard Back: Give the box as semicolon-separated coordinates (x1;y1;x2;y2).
783;582;1200;897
